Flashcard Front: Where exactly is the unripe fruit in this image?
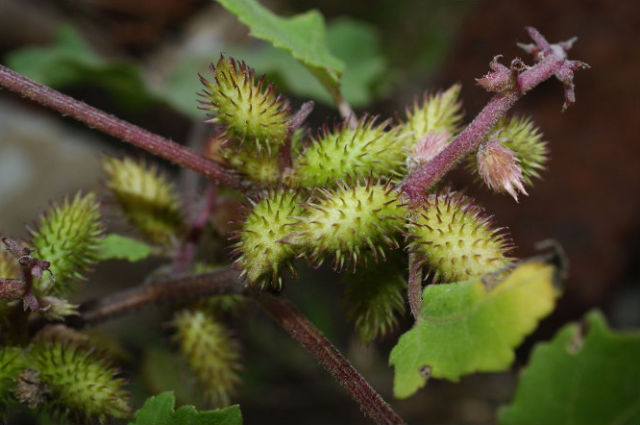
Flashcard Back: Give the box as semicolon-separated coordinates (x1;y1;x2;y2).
493;115;548;185
28;192;103;296
171;308;242;407
102;156;185;248
343;252;407;345
199;55;291;153
287;175;405;270
231;189;304;288
407;191;513;282
402;84;463;150
28;340;130;423
293;117;405;187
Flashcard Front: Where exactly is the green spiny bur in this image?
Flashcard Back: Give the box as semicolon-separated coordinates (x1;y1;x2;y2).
407;191;512;282
0;346;24;410
494;115;548;185
225;148;281;186
293;117;405;187
199;55;290;153
231;189;304;288
401;84;463;149
343;252;407;345
288;176;405;270
29;192;103;296
171;309;242;407
28;340;130;423
102;156;185;248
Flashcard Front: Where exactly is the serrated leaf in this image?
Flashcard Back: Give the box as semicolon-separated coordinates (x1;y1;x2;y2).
98;234;153;262
390;260;560;399
498;311;640;425
215;0;344;102
130;392;242;425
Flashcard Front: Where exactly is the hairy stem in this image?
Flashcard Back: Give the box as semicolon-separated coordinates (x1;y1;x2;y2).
408;252;423;320
279;101;314;174
77;267;243;326
0;65;245;191
172;184;218;275
258;293;405;425
402;27;587;201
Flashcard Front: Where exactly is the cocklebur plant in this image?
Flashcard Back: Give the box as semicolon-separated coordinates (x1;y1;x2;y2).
0;3;601;422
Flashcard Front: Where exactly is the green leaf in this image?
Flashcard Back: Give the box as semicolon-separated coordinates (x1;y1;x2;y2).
215;0;344;102
498;311;640;425
390;260;560;399
98;234;153;262
130;392;242;425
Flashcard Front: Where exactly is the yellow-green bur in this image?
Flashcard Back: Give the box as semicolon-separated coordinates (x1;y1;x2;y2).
172;309;242;407
29;192;103;296
29;341;130;423
389;260;560;399
233;190;304;287
401;84;463;148
288;181;405;270
200;56;290;152
293;118;406;187
407;192;512;282
102;157;185;248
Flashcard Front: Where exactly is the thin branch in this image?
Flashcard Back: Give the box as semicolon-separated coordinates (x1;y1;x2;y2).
279;101;314;174
77;266;243;326
258;293;406;425
408;252;423;320
172;184;218;275
402;27;588;202
0;65;245;191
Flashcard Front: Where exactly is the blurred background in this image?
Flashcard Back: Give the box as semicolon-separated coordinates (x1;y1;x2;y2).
0;1;638;423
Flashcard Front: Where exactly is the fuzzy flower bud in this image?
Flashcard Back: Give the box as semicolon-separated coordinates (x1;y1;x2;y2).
477;140;528;202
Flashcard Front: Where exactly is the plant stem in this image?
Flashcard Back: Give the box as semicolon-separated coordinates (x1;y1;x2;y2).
408;252;423;320
0;65;245;191
402;27;587;202
77;267;243;326
279;101;314;174
172;184;218;275
258;293;405;425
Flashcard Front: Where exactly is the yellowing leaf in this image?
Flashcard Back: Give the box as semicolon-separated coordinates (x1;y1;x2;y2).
390;260;560;399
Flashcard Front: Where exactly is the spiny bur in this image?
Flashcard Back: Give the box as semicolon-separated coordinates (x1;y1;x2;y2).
287;175;406;271
102;156;185;248
343;252;407;345
0;346;24;410
28;339;130;423
231;189;304;289
171;308;242;407
402;84;463;168
199;55;291;153
28;192;103;296
293;117;405;187
493;115;548;185
407;191;513;282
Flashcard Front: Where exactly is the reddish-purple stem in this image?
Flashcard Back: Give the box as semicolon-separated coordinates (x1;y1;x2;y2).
172;184;218;275
0;65;245;191
408;252;423;319
258;293;405;425
278;101;314;173
402;27;588;201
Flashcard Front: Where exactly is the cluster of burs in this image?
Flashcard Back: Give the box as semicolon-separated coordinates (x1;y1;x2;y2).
200;55;547;331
